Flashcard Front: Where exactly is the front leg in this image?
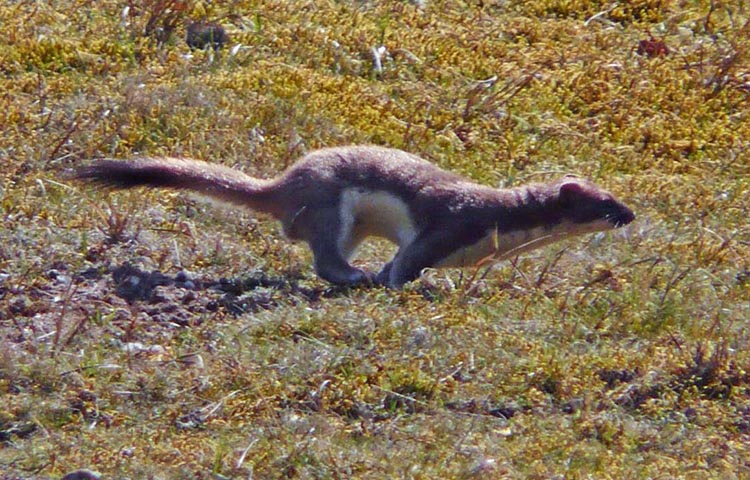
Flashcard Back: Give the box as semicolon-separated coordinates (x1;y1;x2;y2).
385;225;483;289
374;259;394;286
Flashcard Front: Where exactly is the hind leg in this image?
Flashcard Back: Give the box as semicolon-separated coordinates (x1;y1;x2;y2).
302;208;371;285
309;238;371;285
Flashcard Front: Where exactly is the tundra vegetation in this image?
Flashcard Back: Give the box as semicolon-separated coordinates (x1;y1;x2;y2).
1;1;749;478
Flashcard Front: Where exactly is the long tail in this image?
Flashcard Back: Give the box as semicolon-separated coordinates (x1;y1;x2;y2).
77;157;282;216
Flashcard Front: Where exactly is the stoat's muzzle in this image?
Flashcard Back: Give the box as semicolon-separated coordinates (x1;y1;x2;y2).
608;205;635;228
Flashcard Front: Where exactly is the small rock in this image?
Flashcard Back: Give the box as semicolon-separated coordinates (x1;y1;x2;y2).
46;269;62;280
186;22;228;50
61;469;101;480
176;410;205;430
175;270;190;283
181;290;197;304
122;342;166;355
120;446;135;458
112;263;171;302
468;458;497;476
177;353;204;369
561;397;584;414
9;295;34;316
637;38;669;58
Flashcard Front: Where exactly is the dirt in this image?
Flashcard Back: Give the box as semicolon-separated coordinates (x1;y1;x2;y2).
0;261;346;357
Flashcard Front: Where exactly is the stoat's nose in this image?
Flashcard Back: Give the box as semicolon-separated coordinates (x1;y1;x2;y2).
614;206;635;227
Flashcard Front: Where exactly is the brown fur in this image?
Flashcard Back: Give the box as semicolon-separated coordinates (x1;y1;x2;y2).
78;146;635;288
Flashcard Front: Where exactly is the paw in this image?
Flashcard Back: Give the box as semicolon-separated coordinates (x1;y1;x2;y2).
352;269;378;286
339;268;378;287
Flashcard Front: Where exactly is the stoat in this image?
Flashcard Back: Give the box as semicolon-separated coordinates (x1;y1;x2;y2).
78;146;635;288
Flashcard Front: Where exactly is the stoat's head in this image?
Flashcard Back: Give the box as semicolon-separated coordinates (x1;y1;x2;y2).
555;177;635;233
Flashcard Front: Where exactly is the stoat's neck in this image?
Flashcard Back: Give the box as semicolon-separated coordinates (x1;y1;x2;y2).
485;182;564;233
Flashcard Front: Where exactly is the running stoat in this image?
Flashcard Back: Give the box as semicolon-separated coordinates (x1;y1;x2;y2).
77;146;635;288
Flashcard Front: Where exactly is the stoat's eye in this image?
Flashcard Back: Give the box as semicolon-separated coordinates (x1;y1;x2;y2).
599;199;618;213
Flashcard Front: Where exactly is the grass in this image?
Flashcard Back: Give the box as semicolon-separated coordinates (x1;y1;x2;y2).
1;0;749;478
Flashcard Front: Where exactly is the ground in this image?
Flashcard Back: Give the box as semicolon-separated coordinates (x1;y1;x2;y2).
1;0;750;478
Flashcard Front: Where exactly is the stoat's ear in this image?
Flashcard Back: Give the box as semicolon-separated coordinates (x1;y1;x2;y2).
559;181;586;206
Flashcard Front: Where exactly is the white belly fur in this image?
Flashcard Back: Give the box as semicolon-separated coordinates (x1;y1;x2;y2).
339;189;418;257
435;226;566;268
